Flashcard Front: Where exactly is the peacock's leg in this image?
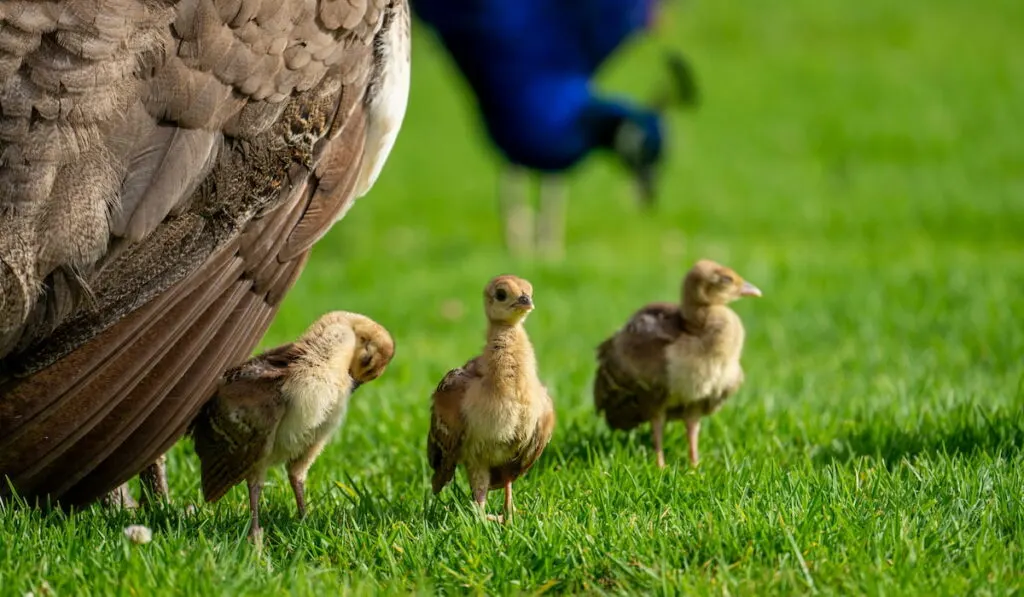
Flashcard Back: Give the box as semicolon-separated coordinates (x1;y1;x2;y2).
498;164;534;256
138;453;170;506
102;482;138;509
537;174;568;258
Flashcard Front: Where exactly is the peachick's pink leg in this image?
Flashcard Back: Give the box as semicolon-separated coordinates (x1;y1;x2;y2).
502;481;514;523
468;467;498;521
286;437;328;520
652;412;667;469
246;478;264;542
686;418;702;467
288;472;307;519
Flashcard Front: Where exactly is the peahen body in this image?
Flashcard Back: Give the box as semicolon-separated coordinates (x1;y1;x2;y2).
413;0;697;256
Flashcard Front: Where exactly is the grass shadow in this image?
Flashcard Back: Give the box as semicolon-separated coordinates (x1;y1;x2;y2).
1;491;221;545
541;418;655;472
813;403;1024;467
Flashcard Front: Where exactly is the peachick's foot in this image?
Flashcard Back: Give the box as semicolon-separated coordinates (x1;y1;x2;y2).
248;526;264;551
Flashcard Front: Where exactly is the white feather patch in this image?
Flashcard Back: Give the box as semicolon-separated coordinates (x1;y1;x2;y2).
351;2;411;206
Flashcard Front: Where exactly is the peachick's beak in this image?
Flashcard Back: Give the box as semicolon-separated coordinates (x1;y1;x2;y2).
740;281;762;297
514;294;534;309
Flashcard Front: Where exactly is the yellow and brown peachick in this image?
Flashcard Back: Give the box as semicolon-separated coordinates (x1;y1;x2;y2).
191;311;394;539
594;260;761;467
427;275;555;522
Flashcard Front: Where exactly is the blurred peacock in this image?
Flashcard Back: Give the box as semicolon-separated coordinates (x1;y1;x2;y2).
413;0;698;256
0;0;411;508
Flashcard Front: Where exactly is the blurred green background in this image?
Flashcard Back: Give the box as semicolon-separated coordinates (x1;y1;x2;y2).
4;0;1023;594
272;0;1023;438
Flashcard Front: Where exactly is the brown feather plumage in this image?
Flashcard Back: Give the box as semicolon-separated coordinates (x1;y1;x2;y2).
0;0;411;507
594;260;761;468
427;356;481;494
594;302;685;430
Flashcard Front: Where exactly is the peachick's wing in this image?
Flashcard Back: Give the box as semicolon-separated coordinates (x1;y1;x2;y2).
593;302;683;430
191;355;295;503
426;358;481;494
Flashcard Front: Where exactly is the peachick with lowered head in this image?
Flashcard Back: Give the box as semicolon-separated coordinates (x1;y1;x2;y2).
190;311;395;540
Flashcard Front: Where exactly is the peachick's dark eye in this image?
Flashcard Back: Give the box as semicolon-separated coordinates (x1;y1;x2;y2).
719;275;733;285
495;288;508;302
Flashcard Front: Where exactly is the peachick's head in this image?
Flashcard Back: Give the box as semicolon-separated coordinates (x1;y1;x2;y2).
344;313;396;385
682;260;762;307
483;275;535;325
303;311;395;387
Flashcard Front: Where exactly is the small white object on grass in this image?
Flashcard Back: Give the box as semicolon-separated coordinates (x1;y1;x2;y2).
123;524;153;544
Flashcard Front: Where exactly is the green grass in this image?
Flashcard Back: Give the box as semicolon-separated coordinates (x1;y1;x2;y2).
4;0;1024;594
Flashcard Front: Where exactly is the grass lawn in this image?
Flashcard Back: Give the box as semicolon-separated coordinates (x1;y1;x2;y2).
3;0;1023;594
